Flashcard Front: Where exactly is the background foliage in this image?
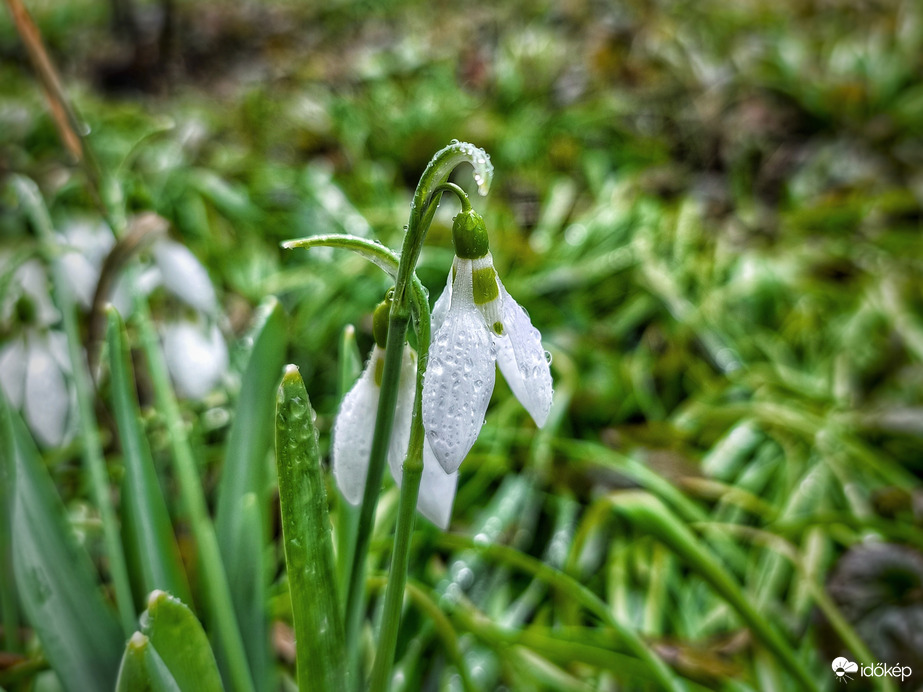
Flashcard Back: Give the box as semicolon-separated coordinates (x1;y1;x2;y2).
2;0;923;690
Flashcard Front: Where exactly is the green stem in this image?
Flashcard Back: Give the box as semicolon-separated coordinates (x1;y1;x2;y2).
132;297;255;692
343;308;410;659
340;142;494;671
12;176;136;635
369;281;431;692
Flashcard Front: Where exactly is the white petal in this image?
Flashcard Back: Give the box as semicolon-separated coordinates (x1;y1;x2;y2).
17;260;60;327
46;330;71;373
383;346;459;529
423;296;496;473
152;240;217;315
24;336;69;447
56;220;115;308
162;321;228;399
332;347;383;505
416;441;458;529
495;283;553;428
0;338;27;407
430;262;454;332
387;346;418;482
59;253;98;309
60;219;115;267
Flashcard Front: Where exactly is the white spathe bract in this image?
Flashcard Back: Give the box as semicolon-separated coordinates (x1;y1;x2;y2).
332;344;458;529
423;254;552;474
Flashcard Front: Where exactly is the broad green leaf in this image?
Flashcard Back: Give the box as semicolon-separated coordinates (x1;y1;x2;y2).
275;366;348;692
214;297;286;691
141;590;224;692
0;392;122;692
116;632;181;692
106;307;192;606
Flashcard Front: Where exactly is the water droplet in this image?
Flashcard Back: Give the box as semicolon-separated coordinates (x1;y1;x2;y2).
289;396;308;419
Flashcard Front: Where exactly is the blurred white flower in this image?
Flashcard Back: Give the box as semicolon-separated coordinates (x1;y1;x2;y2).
423;209;553;474
333;343;458;529
57;219;115;309
0;331;73;447
111;235;218;318
161;318;229;400
0;259;73;447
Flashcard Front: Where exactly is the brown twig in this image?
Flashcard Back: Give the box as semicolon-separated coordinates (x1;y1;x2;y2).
3;0;106;204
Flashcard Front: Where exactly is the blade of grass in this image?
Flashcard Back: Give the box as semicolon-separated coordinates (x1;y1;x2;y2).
275;365;348;692
0;392;123;692
131;295;255;692
437;532;684;692
106;306;192;606
610;491;819;692
214;296;287;691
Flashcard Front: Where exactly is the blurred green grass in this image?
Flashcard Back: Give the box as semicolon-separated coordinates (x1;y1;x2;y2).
2;0;923;689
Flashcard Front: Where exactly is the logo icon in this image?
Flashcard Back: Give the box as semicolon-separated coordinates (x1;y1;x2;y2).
832;657;858;683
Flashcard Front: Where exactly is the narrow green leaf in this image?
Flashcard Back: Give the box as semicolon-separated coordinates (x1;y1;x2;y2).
106;307;192;606
116;632;182;692
214;297;286;692
0;393;122;692
141;590;225;692
132;296;255;692
275;365;348;692
0;395;21;655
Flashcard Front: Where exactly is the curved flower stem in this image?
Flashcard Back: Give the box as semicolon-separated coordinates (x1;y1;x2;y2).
326;142;493;684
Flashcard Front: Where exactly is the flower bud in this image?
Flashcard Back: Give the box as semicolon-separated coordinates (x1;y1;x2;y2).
451;209;490;260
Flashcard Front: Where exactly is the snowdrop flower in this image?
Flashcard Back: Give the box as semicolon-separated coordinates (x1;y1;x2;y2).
102;213;226;400
332;302;458;529
423;208;552;473
0;259;74;447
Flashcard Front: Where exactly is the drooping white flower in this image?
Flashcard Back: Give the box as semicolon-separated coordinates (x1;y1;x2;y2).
423;209;552;474
0;333;73;448
332;341;458;529
0;258;74;447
